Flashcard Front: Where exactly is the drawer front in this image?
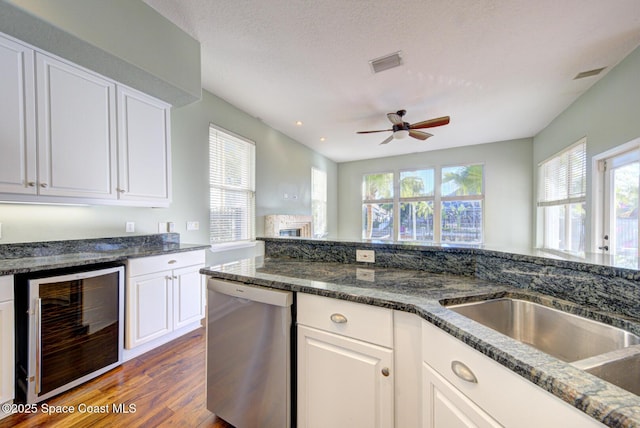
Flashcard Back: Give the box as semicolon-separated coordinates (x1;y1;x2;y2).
127;250;205;277
422;320;602;427
297;293;392;347
0;275;13;302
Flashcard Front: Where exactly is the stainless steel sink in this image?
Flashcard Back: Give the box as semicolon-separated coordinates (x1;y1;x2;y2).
446;298;640;362
572;345;640;395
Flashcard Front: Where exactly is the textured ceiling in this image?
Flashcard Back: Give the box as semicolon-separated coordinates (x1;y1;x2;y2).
143;0;640;162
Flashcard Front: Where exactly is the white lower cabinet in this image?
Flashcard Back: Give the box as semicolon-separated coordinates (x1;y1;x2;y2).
421;320;604;428
125;251;205;355
297;293;394;428
0;276;14;419
423;361;500;428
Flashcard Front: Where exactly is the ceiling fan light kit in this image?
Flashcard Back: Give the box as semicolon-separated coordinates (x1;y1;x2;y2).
357;109;450;145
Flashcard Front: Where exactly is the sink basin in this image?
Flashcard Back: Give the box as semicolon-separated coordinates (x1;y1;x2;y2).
572;345;640;395
446;298;640;362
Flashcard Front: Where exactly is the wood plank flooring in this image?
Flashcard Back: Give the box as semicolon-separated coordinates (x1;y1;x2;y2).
1;328;235;428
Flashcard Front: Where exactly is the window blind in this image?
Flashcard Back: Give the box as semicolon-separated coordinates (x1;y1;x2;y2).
538;139;586;206
209;124;255;244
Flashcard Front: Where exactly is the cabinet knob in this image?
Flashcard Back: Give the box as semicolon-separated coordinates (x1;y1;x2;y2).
381;367;390;377
330;313;348;324
451;360;478;384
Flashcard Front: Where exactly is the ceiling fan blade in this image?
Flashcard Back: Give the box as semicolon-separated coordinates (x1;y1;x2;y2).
409;130;433;140
410;116;450;129
379;135;394;145
357;129;392;134
387;112;403;125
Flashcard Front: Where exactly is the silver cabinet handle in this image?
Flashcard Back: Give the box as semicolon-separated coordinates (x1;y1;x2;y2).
116;188;126;193
451;360;478;383
40;183;48;188
381;367;390;377
27;182;36;187
166;275;173;280
168;260;177;264
330;313;348;323
35;298;42;394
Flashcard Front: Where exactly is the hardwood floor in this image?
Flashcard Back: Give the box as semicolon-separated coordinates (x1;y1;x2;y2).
1;328;235;428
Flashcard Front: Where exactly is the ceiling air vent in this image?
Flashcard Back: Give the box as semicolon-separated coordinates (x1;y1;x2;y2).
573;67;606;80
370;51;403;74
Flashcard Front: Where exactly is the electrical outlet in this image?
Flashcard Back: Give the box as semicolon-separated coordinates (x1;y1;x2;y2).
158;222;168;233
186;221;200;231
125;222;135;233
356;249;375;263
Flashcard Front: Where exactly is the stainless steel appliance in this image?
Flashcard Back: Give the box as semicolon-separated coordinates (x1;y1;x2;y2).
15;264;124;403
206;278;293;428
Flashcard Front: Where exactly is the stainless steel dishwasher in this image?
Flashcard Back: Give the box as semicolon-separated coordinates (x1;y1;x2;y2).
206;278;293;428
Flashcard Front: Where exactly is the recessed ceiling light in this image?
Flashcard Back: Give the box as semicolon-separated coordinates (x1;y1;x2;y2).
320;137;326;142
295;120;303;126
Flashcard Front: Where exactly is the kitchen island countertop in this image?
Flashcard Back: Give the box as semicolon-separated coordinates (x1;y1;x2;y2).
201;256;640;428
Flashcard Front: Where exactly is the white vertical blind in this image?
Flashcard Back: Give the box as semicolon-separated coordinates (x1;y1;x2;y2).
209;124;255;244
538;139;586;205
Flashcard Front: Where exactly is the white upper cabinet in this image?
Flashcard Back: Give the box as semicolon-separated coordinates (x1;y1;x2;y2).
117;86;171;205
0;36;36;194
35;52;117;199
0;32;172;206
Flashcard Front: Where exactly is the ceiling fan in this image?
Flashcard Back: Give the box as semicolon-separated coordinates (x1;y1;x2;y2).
357;110;450;145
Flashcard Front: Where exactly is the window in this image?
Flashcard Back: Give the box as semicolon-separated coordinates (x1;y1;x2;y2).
399;169;435;241
537;138;586;252
209;124;255;245
362;165;484;243
441;165;484;244
362;172;394;240
311;167;327;238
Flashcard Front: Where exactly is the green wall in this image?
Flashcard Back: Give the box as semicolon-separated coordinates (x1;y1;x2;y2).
533;45;640;251
0;90;338;245
338;138;534;249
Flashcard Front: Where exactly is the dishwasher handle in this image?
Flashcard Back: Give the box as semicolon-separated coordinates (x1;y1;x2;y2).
208;278;293;307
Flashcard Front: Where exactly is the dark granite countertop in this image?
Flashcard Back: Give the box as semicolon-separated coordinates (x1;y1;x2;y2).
0;234;210;276
201;257;640;428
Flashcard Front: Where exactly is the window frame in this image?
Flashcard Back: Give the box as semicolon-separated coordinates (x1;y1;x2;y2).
208;123;256;246
311;167;328;238
362;163;484;244
537;137;586;252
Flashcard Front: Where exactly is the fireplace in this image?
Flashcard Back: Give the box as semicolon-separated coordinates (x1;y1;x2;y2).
265;215;312;238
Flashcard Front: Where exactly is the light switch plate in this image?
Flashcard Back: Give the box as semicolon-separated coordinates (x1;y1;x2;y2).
125;222;135;233
186;221;200;231
356;249;375;263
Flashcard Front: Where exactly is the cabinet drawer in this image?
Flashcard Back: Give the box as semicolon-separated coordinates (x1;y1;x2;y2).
297;293;392;347
127;250;205;276
422;320;602;427
0;276;13;302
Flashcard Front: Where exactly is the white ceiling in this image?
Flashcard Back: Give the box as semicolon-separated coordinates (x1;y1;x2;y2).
143;0;640;163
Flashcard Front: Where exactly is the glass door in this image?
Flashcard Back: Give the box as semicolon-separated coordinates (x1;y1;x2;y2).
602;149;640;257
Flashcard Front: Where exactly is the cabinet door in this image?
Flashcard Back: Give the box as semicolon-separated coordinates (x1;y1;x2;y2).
35;52;117;199
297;325;393;428
422;362;501;428
172;265;205;329
117;86;171;205
0;300;14;406
0;35;36;194
126;271;173;349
